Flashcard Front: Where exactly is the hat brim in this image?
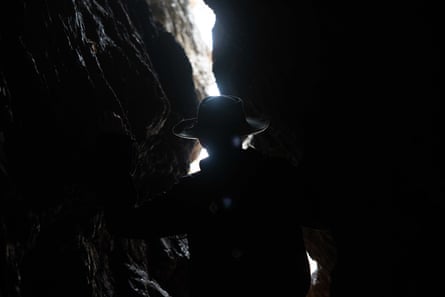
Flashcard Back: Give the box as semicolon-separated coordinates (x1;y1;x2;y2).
173;117;269;140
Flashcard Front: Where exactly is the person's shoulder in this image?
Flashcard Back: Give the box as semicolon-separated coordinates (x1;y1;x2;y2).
245;148;297;169
242;149;302;181
158;172;202;203
173;169;206;189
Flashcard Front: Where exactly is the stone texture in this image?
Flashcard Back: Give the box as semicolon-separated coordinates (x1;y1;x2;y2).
146;0;216;100
0;0;197;296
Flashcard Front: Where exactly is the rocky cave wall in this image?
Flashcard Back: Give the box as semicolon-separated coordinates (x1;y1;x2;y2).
0;1;198;296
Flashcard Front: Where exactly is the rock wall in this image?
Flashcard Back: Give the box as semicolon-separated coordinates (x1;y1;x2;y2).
0;1;197;296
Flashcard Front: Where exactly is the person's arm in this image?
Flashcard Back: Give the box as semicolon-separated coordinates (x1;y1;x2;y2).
105;188;191;239
97;112;189;239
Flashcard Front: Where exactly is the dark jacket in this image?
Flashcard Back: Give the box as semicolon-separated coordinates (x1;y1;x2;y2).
100;135;321;297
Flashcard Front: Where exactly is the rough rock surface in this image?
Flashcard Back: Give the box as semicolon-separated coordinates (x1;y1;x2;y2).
1;1;197;296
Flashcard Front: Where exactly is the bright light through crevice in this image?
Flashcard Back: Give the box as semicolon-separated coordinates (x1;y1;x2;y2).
188;0;218;174
189;147;208;174
189;0;215;50
307;251;319;285
188;0;221;97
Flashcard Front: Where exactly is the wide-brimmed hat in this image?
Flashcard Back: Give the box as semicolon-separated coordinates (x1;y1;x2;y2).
173;95;269;139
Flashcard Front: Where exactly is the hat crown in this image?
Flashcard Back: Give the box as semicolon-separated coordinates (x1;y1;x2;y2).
172;94;269;139
197;95;246;130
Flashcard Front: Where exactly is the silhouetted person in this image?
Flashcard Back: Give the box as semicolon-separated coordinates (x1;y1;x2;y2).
100;95;322;297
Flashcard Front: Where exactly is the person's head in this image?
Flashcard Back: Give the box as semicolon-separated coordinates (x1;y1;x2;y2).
173;95;269;156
